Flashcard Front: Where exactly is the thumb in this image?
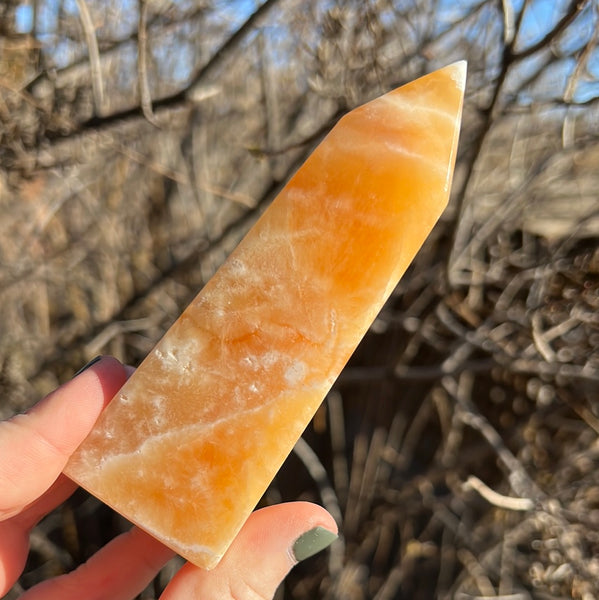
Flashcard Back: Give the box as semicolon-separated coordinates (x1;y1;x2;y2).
160;501;338;600
0;355;128;520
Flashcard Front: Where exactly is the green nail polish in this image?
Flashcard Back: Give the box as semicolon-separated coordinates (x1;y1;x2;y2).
292;527;337;562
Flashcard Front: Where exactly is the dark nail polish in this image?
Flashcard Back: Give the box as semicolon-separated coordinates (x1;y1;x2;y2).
74;355;103;377
292;527;338;563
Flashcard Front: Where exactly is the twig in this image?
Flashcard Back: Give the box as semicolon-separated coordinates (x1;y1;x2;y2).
436;525;457;596
196;181;254;207
499;530;517;596
508;0;590;63
510;359;599;383
99;131;189;183
443;373;543;501
0;77;47;111
530;312;556;363
356;427;387;524
344;430;369;538
558;388;599;435
501;0;515;45
394;358;493;381
30;527;74;569
456;548;496;597
463;475;534;511
138;0;159;127
327;391;349;508
372;564;404;600
75;0;105;115
83;317;156;357
394;394;434;471
455;594;531;600
563;11;598;145
524;314;579;360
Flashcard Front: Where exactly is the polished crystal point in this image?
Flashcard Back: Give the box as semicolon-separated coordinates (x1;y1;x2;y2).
64;62;466;569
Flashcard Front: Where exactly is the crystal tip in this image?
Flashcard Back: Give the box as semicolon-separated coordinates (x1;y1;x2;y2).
446;60;467;91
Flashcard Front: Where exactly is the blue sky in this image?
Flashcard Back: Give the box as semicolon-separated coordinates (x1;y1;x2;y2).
12;0;599;105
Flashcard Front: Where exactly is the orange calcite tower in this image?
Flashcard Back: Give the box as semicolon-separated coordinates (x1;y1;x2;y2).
64;62;466;569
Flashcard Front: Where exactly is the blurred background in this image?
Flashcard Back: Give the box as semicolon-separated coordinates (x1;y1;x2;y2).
1;0;599;598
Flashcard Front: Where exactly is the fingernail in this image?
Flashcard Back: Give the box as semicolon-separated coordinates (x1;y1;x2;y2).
74;355;103;377
292;526;337;563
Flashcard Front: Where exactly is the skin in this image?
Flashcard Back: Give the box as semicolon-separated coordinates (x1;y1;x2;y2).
0;356;337;600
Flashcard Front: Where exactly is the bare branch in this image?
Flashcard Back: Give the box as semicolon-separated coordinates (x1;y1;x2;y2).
442;373;543;502
564;12;599;102
509;0;590;62
137;0;159;127
50;0;283;138
501;0;515;45
75;0;105;115
463;475;534;511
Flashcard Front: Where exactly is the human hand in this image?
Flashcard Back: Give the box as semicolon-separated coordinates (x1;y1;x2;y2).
0;356;338;599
